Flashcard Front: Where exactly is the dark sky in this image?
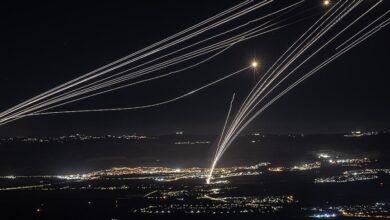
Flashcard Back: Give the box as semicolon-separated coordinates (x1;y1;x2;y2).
0;0;389;136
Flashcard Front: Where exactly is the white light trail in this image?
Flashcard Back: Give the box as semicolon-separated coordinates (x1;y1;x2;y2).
17;67;249;117
0;0;272;120
16;18;309;122
214;93;236;171
1;1;313;126
0;2;311;125
209;1;349;176
207;0;388;183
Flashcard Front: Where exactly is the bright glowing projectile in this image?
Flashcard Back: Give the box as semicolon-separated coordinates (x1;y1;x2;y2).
323;0;330;7
251;60;259;68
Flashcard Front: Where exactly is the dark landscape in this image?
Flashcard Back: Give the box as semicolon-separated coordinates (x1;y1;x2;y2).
1;132;389;219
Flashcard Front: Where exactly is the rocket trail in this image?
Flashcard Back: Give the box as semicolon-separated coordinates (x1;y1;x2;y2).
0;0;255;116
14;67;250;118
3;42;240;121
0;1;309;126
213;0;349;165
0;1;311;125
218;0;351;160
336;8;389;50
220;18;390;159
207;0;389;184
210;0;353;180
0;1;387;186
17;21;296;119
216;93;236;159
224;0;344;145
41;2;305;107
4;17;311;124
0;0;271;120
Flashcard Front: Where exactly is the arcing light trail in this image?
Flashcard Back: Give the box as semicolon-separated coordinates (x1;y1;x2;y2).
215;93;237;164
0;0;259;119
39;4;304;105
5;2;310;124
0;1;387;186
207;0;389;184
0;1;311;125
9;15;316;120
208;0;360;182
0;0;273;122
215;17;389;168
56;0;305;99
209;1;353;181
6;43;242;119
21;67;250;117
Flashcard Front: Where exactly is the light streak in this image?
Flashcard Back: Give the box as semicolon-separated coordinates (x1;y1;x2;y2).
217;93;236;155
0;1;310;125
12;17;312;122
0;0;272;121
207;0;388;183
207;0;348;181
19;67;249;117
336;8;389;50
218;0;345;156
214;0;355;171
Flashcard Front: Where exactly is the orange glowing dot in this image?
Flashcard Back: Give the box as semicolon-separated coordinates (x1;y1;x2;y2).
323;0;330;6
251;61;258;68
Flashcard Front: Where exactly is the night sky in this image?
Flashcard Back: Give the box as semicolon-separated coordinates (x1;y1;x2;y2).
0;0;389;136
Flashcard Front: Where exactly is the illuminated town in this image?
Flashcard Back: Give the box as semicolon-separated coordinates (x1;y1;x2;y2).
1;148;389;218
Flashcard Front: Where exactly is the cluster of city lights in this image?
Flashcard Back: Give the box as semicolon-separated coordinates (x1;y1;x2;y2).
315;169;390;183
305;203;390;219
